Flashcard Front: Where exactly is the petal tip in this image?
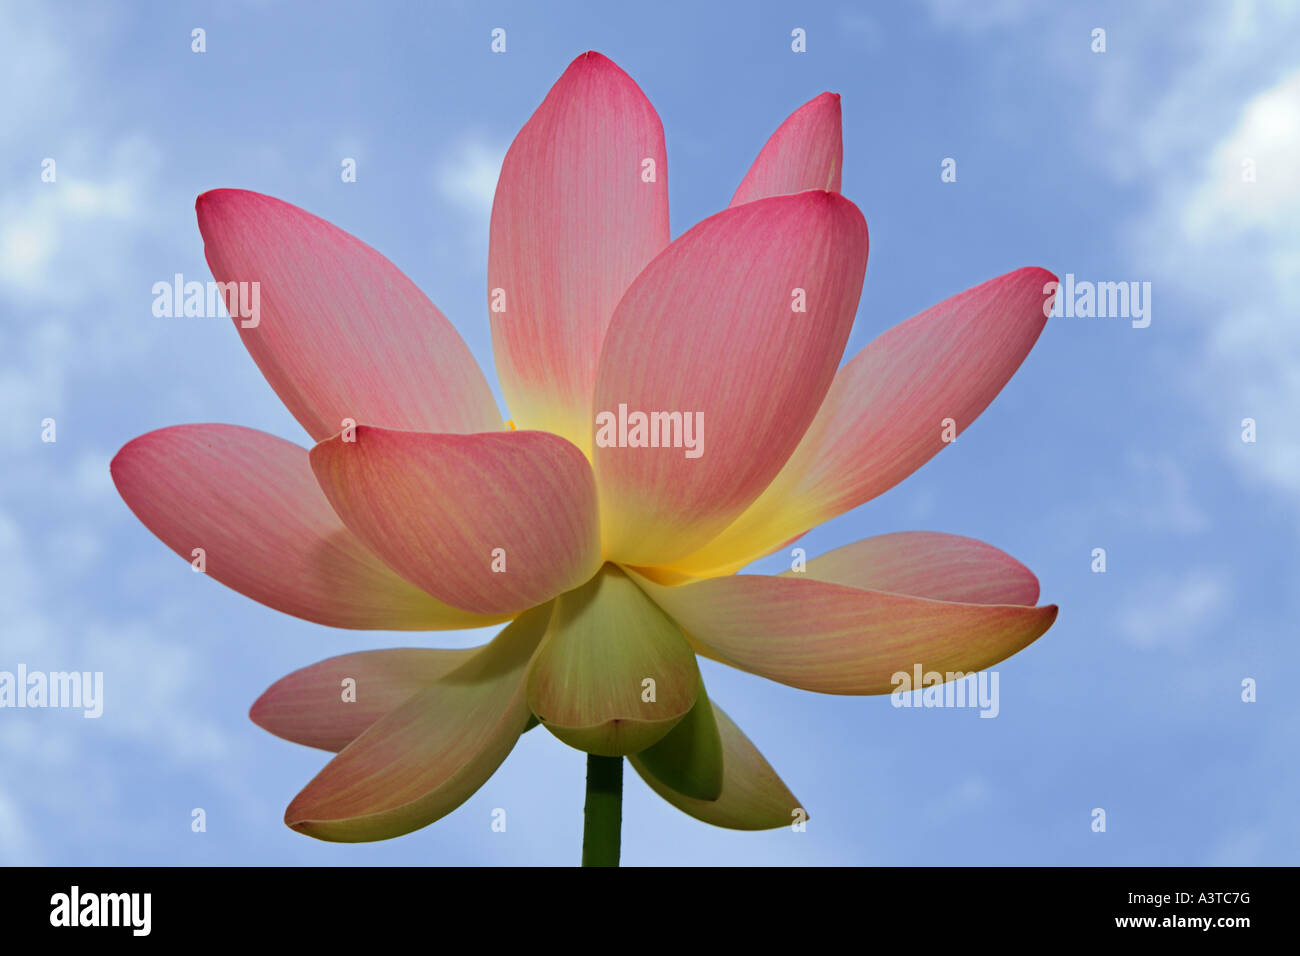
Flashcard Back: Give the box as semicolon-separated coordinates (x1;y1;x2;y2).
195;188;270;242
247;692;273;733
283;804;313;833
283;794;338;840
1019;265;1060;291
109;431;158;495
567;49;621;76
107;443;130;482
194;188;220;213
194;187;244;221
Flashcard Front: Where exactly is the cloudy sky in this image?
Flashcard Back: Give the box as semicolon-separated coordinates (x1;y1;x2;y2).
2;0;1297;865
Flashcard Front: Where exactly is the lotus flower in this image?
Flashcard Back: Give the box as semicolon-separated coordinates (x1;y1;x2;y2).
111;51;1058;861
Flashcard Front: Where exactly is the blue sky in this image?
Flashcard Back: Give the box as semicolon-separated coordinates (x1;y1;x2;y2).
2;0;1298;865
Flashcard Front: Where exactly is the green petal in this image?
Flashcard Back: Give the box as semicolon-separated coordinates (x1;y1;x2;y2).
629;673;723;800
527;565;699;756
632;699;804;830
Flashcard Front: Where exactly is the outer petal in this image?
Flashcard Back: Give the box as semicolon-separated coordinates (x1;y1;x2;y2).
787;531;1041;606
284;605;550;842
631;699;802;830
527;565;698;756
197;189;501;442
488;51;669;452
593;191;869;566
250;648;477;752
730;92;843;206
626;674;723;800
310;427;602;617
110;424;501;630
667;267;1056;576
635;572;1057;696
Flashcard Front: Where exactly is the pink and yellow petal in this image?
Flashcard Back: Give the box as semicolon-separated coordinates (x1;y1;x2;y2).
787;531;1041;606
593;191;869;566
667;267;1056;576
635;571;1057;696
284;604;550;842
110;424;501;630
250;647;478;752
488;52;669;451
310;427;602;617
197;189;500;442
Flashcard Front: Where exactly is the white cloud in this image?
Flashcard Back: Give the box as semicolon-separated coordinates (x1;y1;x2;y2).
837;9;885;49
1118;568;1232;648
0;138;161;301
1137;65;1300;499
85;623;233;765
434;138;505;218
973;1;1300;517
0;3;245;864
0;4;79;145
0;510;231;757
1125;453;1210;534
922;0;1034;31
0;788;40;864
0;505;237;863
0;514;54;658
1182;72;1300;238
922;775;993;825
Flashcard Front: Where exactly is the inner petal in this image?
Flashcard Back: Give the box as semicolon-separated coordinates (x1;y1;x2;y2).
526;563;699;756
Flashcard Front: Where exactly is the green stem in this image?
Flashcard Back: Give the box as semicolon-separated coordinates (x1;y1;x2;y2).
581;754;623;867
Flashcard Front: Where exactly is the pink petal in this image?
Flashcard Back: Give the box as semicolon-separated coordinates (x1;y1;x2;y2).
197;189;501;442
488;51;669;451
788;531;1041;606
111;425;503;630
250;648;477;752
593;191;869;566
668;267;1056;575
730;92;843;206
635;571;1057;695
309;427;602;617
284;605;549;842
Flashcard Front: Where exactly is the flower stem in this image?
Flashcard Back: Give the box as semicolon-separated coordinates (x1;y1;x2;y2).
581;754;622;867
